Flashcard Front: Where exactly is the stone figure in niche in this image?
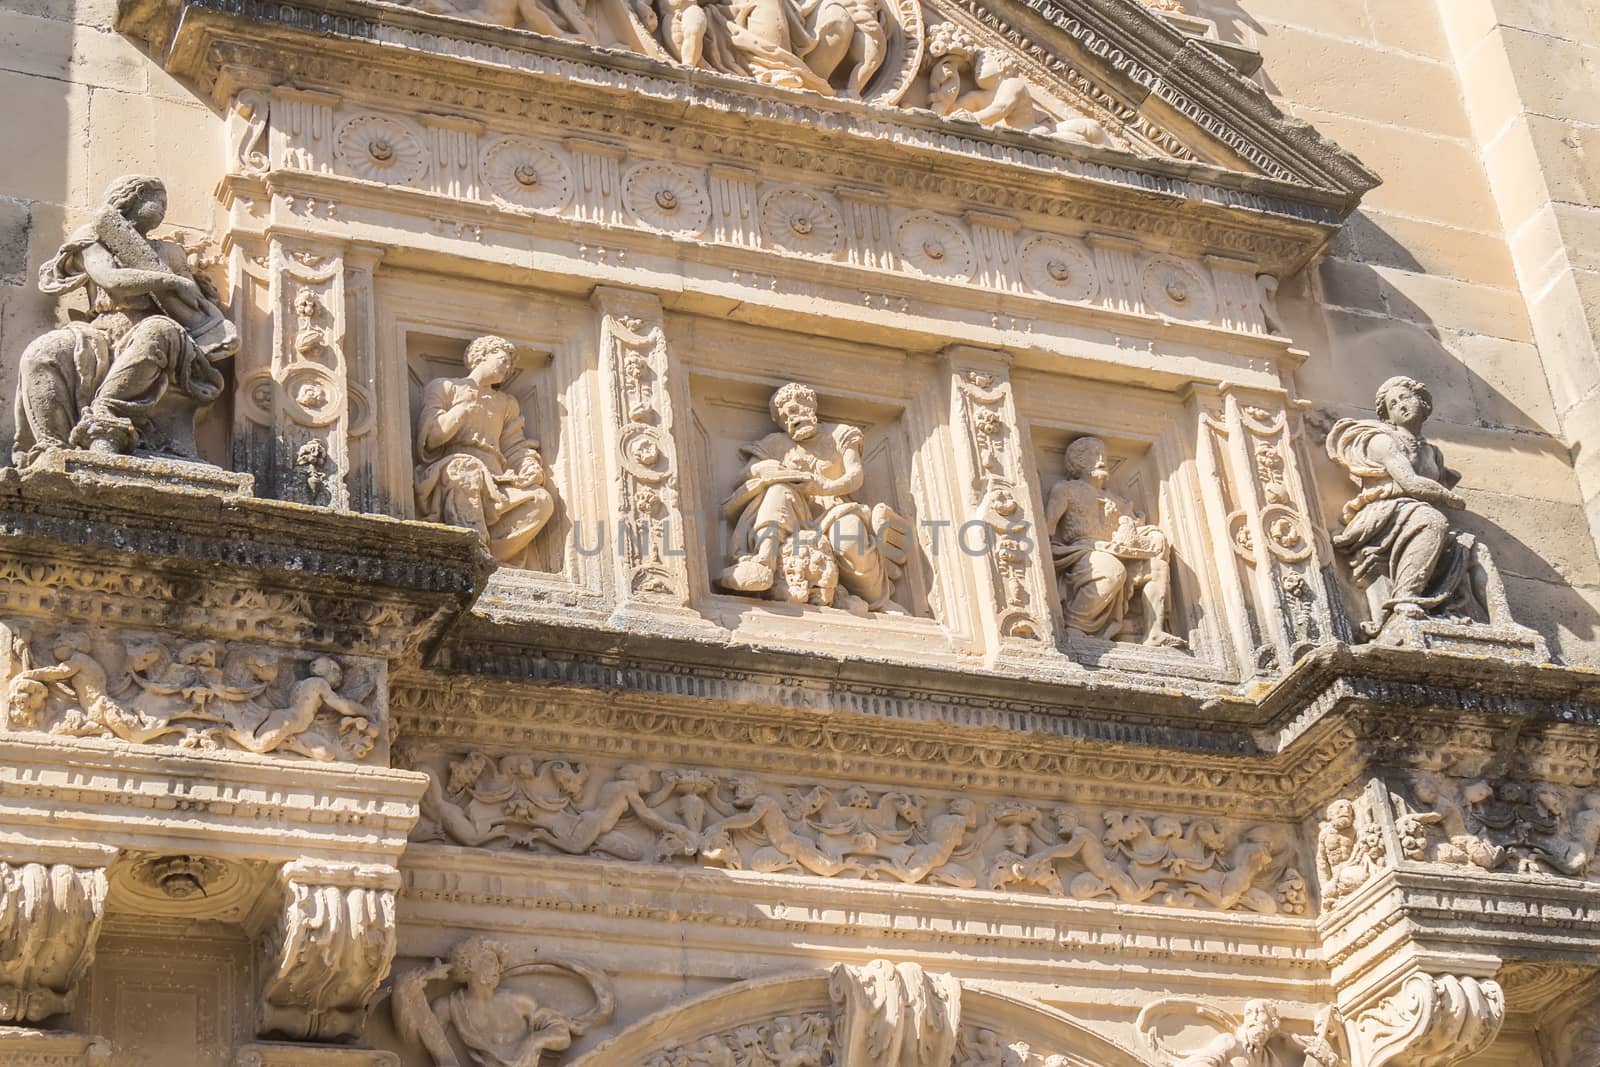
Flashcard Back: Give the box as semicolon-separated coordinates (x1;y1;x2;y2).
1045;436;1184;648
392;936;613;1067
923;23;1111;145
414;335;558;566
1325;376;1506;640
1314;798;1384;907
12;174;238;466
718;382;909;615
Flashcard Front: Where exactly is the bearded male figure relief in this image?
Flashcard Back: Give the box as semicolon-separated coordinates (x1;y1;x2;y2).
1045;435;1184;649
414;335;558;566
13;174;238;465
718;382;909;615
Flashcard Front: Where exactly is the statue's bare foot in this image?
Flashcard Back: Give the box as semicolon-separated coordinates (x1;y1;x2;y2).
719;559;775;592
1144;629;1187;650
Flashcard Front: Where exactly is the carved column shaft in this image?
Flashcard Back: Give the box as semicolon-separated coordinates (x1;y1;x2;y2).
593;287;693;611
256;860;400;1043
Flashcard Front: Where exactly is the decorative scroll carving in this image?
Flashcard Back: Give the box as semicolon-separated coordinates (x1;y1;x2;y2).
949;359;1047;642
1045;436;1184;649
414;335;558;567
12;174;238;466
2;626;382;762
642;1013;833;1067
1137;998;1341;1067
1395;775;1600;877
0;861;108;1024
717;382;909;615
1326;377;1538;655
257;861;400;1042
392;937;613;1066
831;960;960;1067
595;290;690;603
1347;974;1502;1067
415;750;1307;914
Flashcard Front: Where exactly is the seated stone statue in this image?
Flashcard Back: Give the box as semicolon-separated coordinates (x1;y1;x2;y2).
414;335;558;566
1045;436;1184;648
1326;376;1493;638
718;382;908;615
12;174;238;465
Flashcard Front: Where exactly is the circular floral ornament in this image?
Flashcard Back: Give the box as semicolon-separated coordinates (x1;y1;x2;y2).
897;212;975;281
281;364;343;428
1019;234;1096;302
623;162;709;235
1141;256;1216;322
1260;503;1312;562
481;137;573;213
335;114;427;186
759;187;843;258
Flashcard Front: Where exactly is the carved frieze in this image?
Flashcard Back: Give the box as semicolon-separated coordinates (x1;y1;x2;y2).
642;1013;832;1067
1393;774;1600;878
413;748;1307;915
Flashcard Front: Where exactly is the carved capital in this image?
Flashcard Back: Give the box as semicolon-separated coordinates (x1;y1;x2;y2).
0;844;113;1026
256;860;400;1042
829;960;961;1067
1346;973;1503;1067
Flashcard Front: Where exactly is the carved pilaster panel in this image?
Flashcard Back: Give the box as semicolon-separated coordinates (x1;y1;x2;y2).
341;246;384;514
0;843;114;1026
944;347;1054;651
593;288;691;607
838;186;897;271
964;212;1023;292
270;88;338;173
1346;973;1503;1067
256;861;399;1043
567;139;626;226
1198;388;1336;673
709;164;759;248
1086;234;1144;314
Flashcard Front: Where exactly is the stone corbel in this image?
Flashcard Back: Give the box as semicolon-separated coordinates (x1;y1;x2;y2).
1344;971;1504;1067
256;860;400;1043
0;840;115;1029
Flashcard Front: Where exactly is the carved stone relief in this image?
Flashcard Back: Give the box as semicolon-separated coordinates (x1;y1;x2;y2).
392;936;613;1066
1137;998;1341;1067
413;749;1307;915
1045;436;1184;649
1325;376;1544;658
1;625;384;763
257;861;401;1042
413;335;559;566
831;960;960;1067
642;1013;832;1067
1345;974;1503;1067
1393;774;1600;878
716;382;911;615
12;174;238;466
0;859;109;1025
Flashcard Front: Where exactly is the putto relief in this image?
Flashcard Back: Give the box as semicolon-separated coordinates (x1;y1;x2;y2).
1044;436;1185;649
922;23;1111;145
1325;376;1531;650
413;749;1308;915
12;174;238;466
717;382;910;615
2;625;383;762
1393;774;1600;878
414;334;559;566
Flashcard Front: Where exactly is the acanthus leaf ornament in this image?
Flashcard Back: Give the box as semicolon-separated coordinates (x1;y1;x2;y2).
1348;974;1503;1067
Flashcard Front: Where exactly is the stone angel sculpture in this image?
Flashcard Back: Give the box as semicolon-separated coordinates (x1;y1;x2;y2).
1137;998;1342;1067
415;335;558;566
13;174;239;465
1325;376;1509;641
718;381;910;615
1045;435;1185;648
393;936;614;1067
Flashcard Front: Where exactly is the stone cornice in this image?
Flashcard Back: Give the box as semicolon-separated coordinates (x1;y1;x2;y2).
120;0;1368;273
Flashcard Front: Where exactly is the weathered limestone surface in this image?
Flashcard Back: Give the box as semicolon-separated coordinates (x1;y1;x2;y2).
1;0;1599;1065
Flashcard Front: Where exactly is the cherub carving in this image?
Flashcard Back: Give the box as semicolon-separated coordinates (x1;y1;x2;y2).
719;382;909;614
13;174;237;464
1045;436;1185;649
923;23;1111;145
393;937;613;1067
1138;998;1341;1067
415;335;558;566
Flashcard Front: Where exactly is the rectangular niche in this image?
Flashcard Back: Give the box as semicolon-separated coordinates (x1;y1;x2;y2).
1017;372;1236;682
676;317;957;655
372;272;599;594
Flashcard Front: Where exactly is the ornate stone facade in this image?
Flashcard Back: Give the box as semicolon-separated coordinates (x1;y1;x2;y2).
3;0;1600;1064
